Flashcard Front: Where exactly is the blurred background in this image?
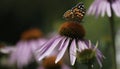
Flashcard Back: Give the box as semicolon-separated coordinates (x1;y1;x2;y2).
0;0;120;69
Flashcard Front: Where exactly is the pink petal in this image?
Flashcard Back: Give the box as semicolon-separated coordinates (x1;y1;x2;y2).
101;1;107;17
88;40;92;48
17;42;32;68
78;41;88;51
0;46;16;54
59;37;66;50
112;2;120;17
96;55;103;67
116;2;120;17
97;1;106;17
29;41;39;52
69;40;77;65
87;2;97;15
36;35;59;53
38;37;63;61
106;2;111;17
87;4;94;15
55;38;70;63
37;38;47;46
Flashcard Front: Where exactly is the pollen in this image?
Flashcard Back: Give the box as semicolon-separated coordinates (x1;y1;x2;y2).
59;21;85;39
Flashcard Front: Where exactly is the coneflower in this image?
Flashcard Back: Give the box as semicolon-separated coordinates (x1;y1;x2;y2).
0;28;47;69
36;21;104;67
87;0;120;17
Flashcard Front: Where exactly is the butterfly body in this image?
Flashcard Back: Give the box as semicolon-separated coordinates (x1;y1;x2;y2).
63;2;86;23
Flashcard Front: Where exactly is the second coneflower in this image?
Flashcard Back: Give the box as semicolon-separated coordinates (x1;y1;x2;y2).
36;21;104;67
1;28;47;69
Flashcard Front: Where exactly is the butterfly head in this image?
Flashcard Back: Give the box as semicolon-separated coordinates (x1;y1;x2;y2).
77;2;84;9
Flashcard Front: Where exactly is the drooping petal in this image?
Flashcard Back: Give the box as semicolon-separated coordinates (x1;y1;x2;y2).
69;40;77;65
96;55;103;67
93;0;103;17
38;37;63;61
36;36;60;59
9;49;17;65
36;35;60;53
78;41;88;51
55;38;70;63
112;2;120;17
101;1;107;17
106;2;111;17
95;45;104;67
45;37;63;56
9;42;23;65
97;49;105;60
93;41;99;51
9;41;33;68
59;37;66;51
88;40;92;48
97;1;103;16
37;38;47;46
17;42;32;68
87;2;97;15
0;46;16;54
87;0;120;17
87;4;95;15
116;2;120;17
29;41;39;52
78;41;82;52
29;39;47;52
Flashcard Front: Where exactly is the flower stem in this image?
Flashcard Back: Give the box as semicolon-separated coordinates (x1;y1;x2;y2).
109;6;117;69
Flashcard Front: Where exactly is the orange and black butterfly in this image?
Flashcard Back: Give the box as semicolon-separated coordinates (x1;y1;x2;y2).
63;2;86;23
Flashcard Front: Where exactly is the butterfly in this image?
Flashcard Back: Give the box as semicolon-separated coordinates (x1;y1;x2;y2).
63;2;86;23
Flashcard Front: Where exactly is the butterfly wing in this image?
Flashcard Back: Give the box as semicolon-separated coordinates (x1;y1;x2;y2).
63;2;86;23
63;10;74;20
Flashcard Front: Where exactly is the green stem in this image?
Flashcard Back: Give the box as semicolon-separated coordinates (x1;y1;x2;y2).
109;5;117;69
